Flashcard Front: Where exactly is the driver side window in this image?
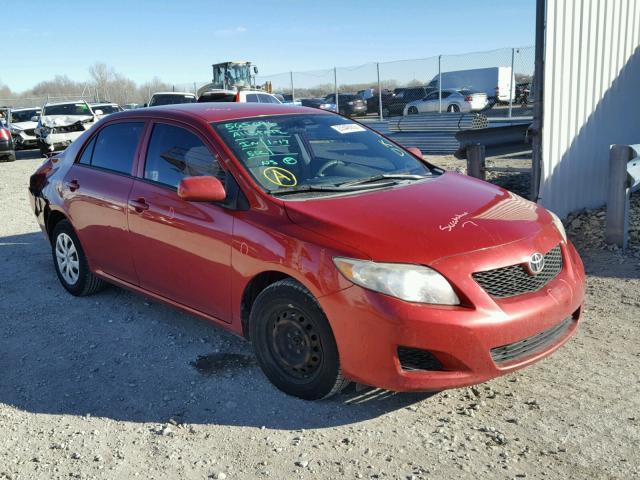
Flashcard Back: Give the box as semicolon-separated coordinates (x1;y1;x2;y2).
144;123;224;189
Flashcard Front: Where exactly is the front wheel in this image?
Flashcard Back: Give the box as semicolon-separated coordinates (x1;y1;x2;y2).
407;106;419;115
51;220;105;296
250;279;349;400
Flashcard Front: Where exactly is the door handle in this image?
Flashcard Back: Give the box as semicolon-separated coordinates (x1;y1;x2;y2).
128;198;149;212
65;179;80;192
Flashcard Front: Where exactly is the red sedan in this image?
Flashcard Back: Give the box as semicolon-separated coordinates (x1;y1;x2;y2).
29;103;585;400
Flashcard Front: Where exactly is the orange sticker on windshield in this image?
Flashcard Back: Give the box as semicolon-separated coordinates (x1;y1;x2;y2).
263;167;297;187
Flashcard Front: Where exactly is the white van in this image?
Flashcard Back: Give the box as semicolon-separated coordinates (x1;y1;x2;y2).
428;67;515;103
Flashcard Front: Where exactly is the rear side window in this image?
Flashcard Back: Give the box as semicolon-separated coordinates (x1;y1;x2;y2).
80;122;143;174
78;136;97;165
144;123;223;188
245;94;259;103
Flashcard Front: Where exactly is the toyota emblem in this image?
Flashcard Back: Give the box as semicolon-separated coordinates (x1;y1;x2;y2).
527;252;545;275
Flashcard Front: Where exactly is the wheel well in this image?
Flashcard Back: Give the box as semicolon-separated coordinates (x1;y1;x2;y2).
240;271;293;339
45;209;68;243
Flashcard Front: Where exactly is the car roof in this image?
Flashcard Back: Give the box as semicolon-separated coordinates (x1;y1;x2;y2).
43;101;90;107
107;103;332;123
91;102;118;106
11;107;41;111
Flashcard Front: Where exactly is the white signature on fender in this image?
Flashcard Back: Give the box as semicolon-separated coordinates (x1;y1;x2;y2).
439;212;477;232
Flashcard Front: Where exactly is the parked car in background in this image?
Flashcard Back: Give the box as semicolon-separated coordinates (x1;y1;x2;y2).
90;102;123;118
364;89;395;114
516;82;531;105
428;67;515;104
29;103;585;400
35;101;99;156
148;92;197;107
404;89;488;114
279;94;302;106
384;86;435;116
322;93;367;116
300;98;326;109
122;103;141;110
197;89;281;104
8;107;41;149
0;125;16;161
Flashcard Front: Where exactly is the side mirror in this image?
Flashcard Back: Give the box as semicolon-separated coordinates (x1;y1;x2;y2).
94;109;104;116
31;116;39;122
178;176;226;202
406;147;423;158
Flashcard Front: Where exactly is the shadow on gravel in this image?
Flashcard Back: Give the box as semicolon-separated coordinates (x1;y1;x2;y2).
0;232;435;430
15;149;43;161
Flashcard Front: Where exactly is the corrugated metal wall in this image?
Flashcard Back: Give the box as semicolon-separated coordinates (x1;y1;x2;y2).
539;0;640;217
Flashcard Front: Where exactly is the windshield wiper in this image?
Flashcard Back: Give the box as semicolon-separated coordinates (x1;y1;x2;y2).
338;173;429;187
268;182;397;196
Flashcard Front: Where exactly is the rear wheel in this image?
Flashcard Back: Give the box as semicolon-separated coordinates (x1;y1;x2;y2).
447;104;460;113
51;220;105;296
407;106;419;115
250;279;349;400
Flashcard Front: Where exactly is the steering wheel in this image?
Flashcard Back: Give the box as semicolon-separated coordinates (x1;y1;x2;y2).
317;159;345;177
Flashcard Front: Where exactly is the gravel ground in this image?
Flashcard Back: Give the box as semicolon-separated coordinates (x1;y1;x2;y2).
0;151;639;480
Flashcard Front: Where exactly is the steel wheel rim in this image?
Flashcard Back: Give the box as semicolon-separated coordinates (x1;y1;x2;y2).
268;307;323;381
55;233;80;285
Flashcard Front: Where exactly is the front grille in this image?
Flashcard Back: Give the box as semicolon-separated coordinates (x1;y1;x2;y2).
24;128;35;136
397;347;444;371
472;245;563;298
490;316;574;364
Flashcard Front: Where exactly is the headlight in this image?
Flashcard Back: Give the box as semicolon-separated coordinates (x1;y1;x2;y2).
333;257;460;305
547;209;567;243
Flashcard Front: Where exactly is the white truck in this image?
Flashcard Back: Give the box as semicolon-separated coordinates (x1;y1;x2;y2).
428;67;515;103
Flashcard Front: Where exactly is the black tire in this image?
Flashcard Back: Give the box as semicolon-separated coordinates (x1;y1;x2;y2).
0;152;16;162
51;220;105;296
407;106;419;115
249;279;349;400
382;107;390;117
447;104;460;113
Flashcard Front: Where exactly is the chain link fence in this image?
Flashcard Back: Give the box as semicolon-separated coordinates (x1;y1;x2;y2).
256;46;535;119
1;46;534;119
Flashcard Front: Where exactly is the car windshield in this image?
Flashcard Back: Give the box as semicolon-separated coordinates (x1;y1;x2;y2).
11;109;39;122
94;105;120;114
213;114;433;195
150;94;196;106
43;103;92;116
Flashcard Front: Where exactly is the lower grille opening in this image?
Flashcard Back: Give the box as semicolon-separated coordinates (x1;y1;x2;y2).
490;316;574;365
398;347;444;371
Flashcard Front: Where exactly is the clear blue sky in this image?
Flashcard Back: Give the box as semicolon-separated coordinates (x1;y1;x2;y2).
3;0;535;92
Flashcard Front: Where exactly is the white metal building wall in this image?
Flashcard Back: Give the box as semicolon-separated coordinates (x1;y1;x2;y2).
539;0;640;217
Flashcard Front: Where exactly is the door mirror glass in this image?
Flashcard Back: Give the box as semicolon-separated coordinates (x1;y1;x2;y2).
94;109;104;116
31;116;40;122
406;147;423;158
178;176;226;202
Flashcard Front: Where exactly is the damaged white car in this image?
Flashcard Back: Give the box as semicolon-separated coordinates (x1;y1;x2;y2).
8;107;41;150
35;101;98;156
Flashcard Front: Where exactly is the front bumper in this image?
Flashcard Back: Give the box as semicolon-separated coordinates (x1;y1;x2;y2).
319;238;585;392
39;131;83;151
14;131;37;148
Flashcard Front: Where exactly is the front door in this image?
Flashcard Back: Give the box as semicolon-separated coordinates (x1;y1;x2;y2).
64;121;144;284
127;122;233;321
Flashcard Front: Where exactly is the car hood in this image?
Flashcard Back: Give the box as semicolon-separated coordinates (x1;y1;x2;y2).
10;121;38;130
40;115;95;128
284;172;552;264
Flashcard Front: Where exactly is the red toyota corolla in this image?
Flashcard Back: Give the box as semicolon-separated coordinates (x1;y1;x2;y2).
29;103;585;400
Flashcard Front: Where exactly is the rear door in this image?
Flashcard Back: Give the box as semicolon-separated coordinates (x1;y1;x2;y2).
127;121;233;321
63;121;144;284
